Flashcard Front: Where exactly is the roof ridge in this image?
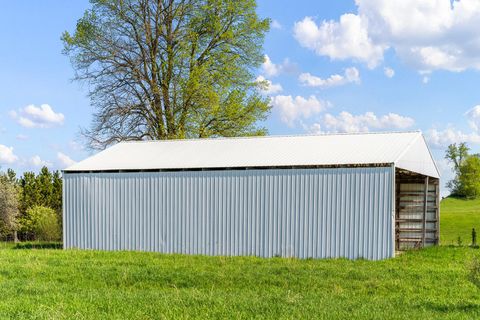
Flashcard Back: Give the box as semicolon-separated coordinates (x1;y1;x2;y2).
117;130;423;144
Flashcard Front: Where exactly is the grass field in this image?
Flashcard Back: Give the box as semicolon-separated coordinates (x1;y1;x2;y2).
0;246;478;319
441;197;480;245
0;197;479;319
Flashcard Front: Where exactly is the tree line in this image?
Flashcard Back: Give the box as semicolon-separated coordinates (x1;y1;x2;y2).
0;167;62;242
446;142;480;198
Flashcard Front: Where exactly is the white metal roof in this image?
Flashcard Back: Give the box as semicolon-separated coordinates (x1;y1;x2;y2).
65;131;440;178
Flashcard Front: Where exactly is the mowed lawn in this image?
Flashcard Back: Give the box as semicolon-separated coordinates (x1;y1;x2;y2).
0;197;478;319
441;197;480;245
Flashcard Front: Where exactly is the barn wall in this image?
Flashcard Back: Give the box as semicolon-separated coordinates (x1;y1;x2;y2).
63;167;394;260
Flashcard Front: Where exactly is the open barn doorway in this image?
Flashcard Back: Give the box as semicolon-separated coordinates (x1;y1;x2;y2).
395;169;440;250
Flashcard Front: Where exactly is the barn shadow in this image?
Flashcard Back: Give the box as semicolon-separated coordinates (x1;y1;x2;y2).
421;301;480;313
13;242;63;250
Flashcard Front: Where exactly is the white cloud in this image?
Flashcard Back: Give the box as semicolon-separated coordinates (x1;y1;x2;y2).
384;67;395;78
308;111;414;133
10;104;64;128
425;104;480;148
57;152;76;168
294;1;480;72
422;76;430;84
293;15;386;68
466;105;480;131
270;95;330;126
256;76;283;95
271;19;282;30
29;155;52;168
299;67;360;88
262;55;278;77
0;145;18;165
426;128;480;148
261;55;297;77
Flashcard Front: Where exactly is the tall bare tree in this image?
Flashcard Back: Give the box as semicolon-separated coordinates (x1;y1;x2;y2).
62;0;271;148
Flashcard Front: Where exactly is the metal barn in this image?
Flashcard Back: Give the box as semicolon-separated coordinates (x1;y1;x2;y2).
63;131;440;260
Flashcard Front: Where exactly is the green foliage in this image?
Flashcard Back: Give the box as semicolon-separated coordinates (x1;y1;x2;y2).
445;143;480;198
1;167;63;240
445;142;469;172
62;0;271;148
20;167;62;213
457;155;480;198
19;167;62;227
445;142;469;195
0;176;19;238
20;206;61;241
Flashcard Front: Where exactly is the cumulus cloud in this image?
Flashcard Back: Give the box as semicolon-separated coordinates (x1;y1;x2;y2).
29;155;52;168
256;76;283;95
0;145;18;164
294;1;480;72
10;104;64;128
293;15;386;68
308;111;415;133
261;55;297;77
57;152;76;168
426;128;480;148
384;67;395;78
299;67;360;88
425;104;480;148
270;95;330;126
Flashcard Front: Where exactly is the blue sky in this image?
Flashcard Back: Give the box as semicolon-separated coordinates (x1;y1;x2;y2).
2;0;480;193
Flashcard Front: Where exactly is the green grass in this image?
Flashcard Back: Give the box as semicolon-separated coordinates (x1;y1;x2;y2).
441;197;480;245
0;247;478;319
0;197;478;319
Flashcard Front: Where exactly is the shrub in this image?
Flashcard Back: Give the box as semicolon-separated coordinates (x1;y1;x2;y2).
457;236;463;246
20;206;61;241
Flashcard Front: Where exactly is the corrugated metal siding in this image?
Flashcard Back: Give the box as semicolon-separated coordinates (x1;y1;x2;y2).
63;167;394;260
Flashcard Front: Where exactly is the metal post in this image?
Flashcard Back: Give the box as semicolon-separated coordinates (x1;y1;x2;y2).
422;176;429;246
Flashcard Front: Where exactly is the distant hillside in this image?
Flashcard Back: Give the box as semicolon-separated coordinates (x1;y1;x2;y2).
441;197;480;245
